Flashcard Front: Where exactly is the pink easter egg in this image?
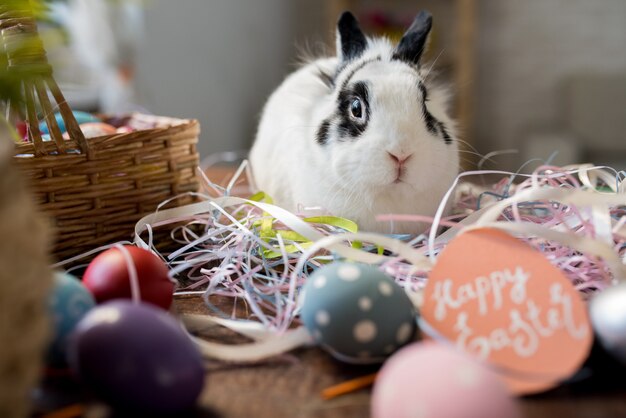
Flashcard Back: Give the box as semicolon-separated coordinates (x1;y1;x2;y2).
62;123;118;139
116;126;134;134
80;122;118;138
371;341;521;418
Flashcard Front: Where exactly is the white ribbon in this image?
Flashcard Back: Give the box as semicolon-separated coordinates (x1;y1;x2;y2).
133;165;625;362
183;314;313;362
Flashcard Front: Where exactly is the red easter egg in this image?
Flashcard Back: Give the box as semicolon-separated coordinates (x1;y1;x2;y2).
83;246;173;310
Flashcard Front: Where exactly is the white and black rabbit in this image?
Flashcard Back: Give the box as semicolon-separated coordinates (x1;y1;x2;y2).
250;11;459;234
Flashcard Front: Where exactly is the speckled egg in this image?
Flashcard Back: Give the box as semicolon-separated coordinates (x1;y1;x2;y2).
47;272;96;365
300;262;416;363
371;341;521;418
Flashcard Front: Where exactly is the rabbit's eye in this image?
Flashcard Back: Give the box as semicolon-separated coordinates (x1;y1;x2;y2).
349;98;365;122
337;81;370;136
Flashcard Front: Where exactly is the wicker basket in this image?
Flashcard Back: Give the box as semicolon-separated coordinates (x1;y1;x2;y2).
2;3;200;261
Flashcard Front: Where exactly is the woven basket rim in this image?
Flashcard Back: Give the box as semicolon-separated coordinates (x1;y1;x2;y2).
13;114;200;157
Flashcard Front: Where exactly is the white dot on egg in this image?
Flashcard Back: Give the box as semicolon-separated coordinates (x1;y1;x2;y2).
378;281;393;296
456;365;482;388
396;323;413;344
315;310;330;326
313;275;327;289
353;320;377;343
358;296;372;311
337;264;361;281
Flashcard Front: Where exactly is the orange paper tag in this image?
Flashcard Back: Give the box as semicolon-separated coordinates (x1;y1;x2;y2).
421;228;592;395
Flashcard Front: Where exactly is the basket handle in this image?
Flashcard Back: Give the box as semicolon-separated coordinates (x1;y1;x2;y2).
1;3;88;156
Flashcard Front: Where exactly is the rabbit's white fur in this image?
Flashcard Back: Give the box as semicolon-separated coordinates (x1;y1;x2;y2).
250;20;459;234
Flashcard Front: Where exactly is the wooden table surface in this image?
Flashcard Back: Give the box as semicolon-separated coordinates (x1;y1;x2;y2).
36;293;626;418
171;296;626;418
35;165;626;418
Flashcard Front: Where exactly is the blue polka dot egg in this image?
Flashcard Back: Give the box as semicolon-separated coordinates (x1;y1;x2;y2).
300;262;417;363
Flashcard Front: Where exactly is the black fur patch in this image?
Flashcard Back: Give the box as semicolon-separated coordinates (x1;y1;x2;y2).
337;81;370;140
337;12;368;62
437;121;453;144
316;120;331;145
392;11;432;66
419;82;452;144
423;110;438;135
419;83;437;134
336;56;382;88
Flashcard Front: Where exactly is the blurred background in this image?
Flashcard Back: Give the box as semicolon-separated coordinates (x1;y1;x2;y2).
44;0;626;171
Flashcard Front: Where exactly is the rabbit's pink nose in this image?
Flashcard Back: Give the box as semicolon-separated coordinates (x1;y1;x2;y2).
387;152;413;166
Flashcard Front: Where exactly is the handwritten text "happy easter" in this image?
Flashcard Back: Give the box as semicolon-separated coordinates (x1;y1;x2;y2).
430;266;588;359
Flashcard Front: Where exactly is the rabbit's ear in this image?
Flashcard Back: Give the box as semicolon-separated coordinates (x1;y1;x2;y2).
336;11;367;63
393;11;432;66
